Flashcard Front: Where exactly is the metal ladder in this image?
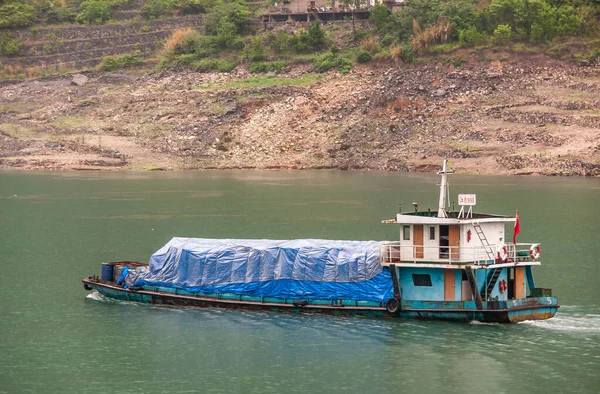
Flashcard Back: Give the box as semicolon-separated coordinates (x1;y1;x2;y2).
473;222;496;261
473;222;502;300
481;268;502;300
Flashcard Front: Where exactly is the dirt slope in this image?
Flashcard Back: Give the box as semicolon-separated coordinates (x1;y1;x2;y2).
1;56;599;176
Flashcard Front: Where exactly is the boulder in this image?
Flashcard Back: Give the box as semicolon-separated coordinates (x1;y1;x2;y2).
71;74;88;86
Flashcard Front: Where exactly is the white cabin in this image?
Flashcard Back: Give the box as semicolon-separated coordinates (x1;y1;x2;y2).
380;161;539;269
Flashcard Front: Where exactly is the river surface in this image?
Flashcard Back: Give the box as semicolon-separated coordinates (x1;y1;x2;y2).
0;170;598;394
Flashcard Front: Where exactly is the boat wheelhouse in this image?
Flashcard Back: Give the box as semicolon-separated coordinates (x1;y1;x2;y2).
82;161;558;323
378;161;557;322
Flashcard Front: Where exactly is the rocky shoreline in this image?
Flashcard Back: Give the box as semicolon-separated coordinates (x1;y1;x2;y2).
1;54;599;176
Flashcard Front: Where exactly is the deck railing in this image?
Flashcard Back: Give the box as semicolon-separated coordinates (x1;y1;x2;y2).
379;242;540;266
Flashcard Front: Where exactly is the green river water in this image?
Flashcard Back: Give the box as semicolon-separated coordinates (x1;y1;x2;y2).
0;170;598;394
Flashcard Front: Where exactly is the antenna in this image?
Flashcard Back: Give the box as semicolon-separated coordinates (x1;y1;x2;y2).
436;159;454;218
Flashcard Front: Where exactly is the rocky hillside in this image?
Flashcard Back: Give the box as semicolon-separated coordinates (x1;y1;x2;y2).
1;51;599;176
1;15;204;72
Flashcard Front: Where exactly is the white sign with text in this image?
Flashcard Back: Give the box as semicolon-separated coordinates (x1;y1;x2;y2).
458;194;477;206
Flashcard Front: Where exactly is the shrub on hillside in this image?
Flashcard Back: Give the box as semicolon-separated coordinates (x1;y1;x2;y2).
157;53;195;70
307;20;326;48
351;27;367;42
399;42;414;62
556;5;583;37
216;21;245;49
578;4;600;35
361;37;381;54
0;33;19;56
458;25;485;47
178;0;216;14
194;35;221;57
0;2;36;29
99;50;142;71
164;28;202;55
382;0;476;42
583;47;600;62
204;0;251;37
487;0;586;42
191;58;236;72
202;0;250;49
357;51;373;63
76;0;112;25
46;5;77;24
314;53;352;73
288;21;327;53
370;4;390;31
288;31;309;53
243;36;265;62
492;24;512;45
248;60;287;74
266;31;290;53
380;34;394;47
141;0;177;20
389;41;402;65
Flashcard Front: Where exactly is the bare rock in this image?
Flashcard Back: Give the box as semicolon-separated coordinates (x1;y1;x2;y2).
433;89;447;97
71;74;89;86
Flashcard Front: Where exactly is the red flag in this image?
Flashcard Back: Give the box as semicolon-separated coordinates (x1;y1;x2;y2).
513;210;520;244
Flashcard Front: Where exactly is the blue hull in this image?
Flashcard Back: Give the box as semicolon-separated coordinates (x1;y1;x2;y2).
83;278;558;323
398;299;558;323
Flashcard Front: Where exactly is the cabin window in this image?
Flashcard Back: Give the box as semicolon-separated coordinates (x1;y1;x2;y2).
429;226;436;240
403;225;411;240
412;274;432;287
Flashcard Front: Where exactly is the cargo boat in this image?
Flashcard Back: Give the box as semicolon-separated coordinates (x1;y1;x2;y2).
83;161;558;323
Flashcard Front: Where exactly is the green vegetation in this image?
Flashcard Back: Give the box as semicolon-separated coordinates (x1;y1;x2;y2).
0;122;43;139
190;58;237;72
141;0;176;21
178;0;216;14
54;115;92;130
0;0;210;29
157;0;598;75
0;0;597;80
314;49;353;73
366;0;599;62
158;0;252;70
197;74;322;90
76;0;111;25
0;1;35;29
492;24;513;45
160;0;341;74
0;33;19;55
98;50;143;71
248;61;288;74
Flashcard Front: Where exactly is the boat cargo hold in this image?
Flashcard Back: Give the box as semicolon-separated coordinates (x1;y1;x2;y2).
83;161;558;323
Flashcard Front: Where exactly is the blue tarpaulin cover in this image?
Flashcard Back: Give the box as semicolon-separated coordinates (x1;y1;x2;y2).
131;238;393;302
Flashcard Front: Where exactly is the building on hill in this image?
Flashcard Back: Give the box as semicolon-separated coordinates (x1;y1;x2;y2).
266;0;405;14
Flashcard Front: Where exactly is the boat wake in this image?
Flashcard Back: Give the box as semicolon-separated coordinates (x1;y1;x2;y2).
86;290;119;303
469;320;501;326
521;307;600;333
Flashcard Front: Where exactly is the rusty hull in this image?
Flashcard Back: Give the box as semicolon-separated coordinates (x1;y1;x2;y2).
82;277;558;323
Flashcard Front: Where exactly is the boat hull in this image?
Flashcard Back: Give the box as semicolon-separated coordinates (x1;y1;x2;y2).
397;298;558;323
83;278;558;323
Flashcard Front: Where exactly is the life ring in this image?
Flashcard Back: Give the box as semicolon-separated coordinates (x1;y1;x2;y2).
496;245;508;263
499;280;507;293
529;244;541;260
386;298;401;314
84;283;93;291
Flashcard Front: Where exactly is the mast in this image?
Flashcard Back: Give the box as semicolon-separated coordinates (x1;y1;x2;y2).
437;159;454;218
